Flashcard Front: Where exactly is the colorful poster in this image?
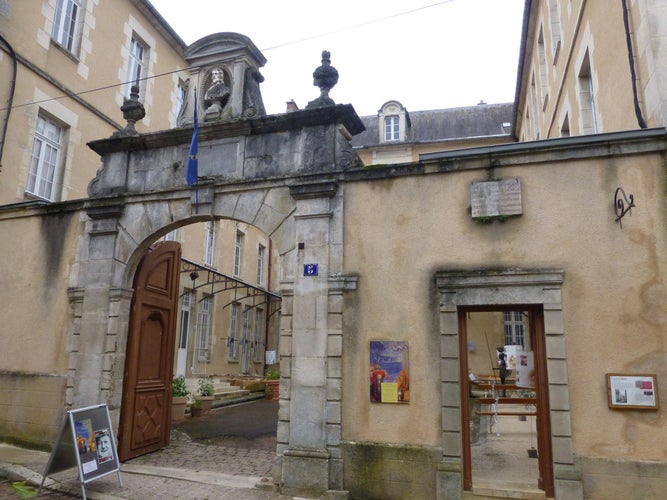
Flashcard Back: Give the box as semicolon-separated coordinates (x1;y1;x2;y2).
75;418;95;456
370;341;409;403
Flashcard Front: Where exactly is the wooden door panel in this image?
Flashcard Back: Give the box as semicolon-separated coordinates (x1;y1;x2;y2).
131;390;166;449
137;309;168;382
118;241;181;461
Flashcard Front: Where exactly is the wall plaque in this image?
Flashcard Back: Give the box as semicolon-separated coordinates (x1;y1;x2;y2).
470;178;523;218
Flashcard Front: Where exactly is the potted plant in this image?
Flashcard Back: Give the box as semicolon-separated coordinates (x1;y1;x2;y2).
171;376;189;422
189;398;203;418
263;366;280;400
195;376;215;413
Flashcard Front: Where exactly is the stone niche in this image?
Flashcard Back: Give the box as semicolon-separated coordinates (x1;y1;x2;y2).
177;32;267;126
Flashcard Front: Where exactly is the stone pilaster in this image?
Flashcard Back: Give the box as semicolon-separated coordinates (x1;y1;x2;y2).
279;181;351;498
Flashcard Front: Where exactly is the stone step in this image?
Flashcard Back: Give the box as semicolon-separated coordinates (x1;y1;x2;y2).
464;484;547;500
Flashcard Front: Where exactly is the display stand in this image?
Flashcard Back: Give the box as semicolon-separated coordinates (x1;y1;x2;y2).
39;404;123;500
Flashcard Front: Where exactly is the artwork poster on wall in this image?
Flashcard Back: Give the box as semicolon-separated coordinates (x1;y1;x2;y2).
370;340;410;404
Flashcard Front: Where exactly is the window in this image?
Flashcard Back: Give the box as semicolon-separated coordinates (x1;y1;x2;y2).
204;221;215;266
384;115;399;141
578;51;598;134
549;0;562;59
228;303;240;360
560;113;570;137
537;28;549;107
52;0;83;54
173;79;188;127
257;244;265;286
253;309;264;363
503;311;528;349
233;230;244;277
196;295;212;361
27;114;65;201
164;229;178;241
242;306;252;349
178;291;193;350
530;74;539;139
126;36;147;96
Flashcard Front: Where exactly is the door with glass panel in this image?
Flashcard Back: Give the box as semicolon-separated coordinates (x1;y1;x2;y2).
176;291;193;376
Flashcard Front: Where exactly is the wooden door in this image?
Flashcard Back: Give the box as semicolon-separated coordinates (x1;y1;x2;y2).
118;241;181;461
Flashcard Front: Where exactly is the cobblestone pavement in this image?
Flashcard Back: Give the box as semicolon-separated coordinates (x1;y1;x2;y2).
0;400;290;499
127;429;276;477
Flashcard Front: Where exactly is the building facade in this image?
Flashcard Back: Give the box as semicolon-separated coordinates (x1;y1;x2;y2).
0;1;667;499
0;0;280;449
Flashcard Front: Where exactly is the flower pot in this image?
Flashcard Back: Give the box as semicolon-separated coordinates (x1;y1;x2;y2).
196;395;215;413
190;406;203;418
171;395;188;422
264;379;279;400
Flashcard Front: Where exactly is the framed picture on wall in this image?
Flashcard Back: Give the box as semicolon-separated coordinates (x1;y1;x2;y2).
606;373;659;410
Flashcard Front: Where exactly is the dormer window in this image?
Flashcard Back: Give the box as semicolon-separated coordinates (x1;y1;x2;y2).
384;115;400;141
378;101;410;143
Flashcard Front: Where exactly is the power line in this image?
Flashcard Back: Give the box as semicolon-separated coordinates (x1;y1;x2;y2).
1;1;454;112
261;1;454;51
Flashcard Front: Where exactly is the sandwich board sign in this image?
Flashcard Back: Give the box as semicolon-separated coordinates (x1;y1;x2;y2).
39;404;122;499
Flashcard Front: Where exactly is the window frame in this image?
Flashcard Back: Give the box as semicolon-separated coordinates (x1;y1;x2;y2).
178;290;193;350
27;113;66;201
233;230;244;277
384;115;400;142
196;295;212;362
228;302;240;360
126;35;148;97
253;308;264;363
52;0;83;55
204;221;215;267
503;311;528;349
256;244;265;286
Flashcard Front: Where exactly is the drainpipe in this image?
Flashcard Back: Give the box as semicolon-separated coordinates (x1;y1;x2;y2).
621;0;647;128
0;34;17;170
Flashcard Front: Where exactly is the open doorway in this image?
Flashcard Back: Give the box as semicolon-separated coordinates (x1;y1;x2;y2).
459;306;554;496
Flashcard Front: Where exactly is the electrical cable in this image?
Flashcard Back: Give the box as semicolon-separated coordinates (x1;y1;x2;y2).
0;1;454;113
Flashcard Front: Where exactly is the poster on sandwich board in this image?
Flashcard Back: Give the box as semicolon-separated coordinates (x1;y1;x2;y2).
40;404;122;499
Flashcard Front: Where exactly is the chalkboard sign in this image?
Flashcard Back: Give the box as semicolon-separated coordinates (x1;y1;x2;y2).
40;404;122;499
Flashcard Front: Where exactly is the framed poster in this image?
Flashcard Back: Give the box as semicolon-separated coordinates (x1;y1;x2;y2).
370;340;409;404
606;373;659;410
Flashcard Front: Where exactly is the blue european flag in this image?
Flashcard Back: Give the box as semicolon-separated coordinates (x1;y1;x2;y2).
186;96;198;186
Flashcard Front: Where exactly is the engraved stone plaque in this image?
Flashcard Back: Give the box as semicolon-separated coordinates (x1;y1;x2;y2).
470;178;522;218
184;139;241;179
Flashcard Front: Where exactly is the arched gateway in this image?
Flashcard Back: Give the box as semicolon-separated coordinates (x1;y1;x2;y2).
64;34;363;497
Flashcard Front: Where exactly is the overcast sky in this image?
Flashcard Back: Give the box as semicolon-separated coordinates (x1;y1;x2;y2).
150;0;526;116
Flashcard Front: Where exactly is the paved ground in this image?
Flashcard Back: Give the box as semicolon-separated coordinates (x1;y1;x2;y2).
0;399;293;499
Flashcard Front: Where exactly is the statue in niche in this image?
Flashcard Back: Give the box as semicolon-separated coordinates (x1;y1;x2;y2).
203;67;231;119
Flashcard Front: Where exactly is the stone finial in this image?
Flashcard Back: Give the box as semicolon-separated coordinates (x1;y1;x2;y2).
306;50;339;109
114;85;146;137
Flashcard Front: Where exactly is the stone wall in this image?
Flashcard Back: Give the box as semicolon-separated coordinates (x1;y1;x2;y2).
342;442;441;499
0;372;67;449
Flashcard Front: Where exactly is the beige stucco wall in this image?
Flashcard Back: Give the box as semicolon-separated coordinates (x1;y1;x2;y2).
342;149;667;463
0;205;82;446
515;0;667;140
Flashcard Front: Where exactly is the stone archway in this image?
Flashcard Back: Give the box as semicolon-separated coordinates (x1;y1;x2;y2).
66;103;363;498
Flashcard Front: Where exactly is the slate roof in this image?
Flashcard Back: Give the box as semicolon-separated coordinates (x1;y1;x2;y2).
350;102;515;148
